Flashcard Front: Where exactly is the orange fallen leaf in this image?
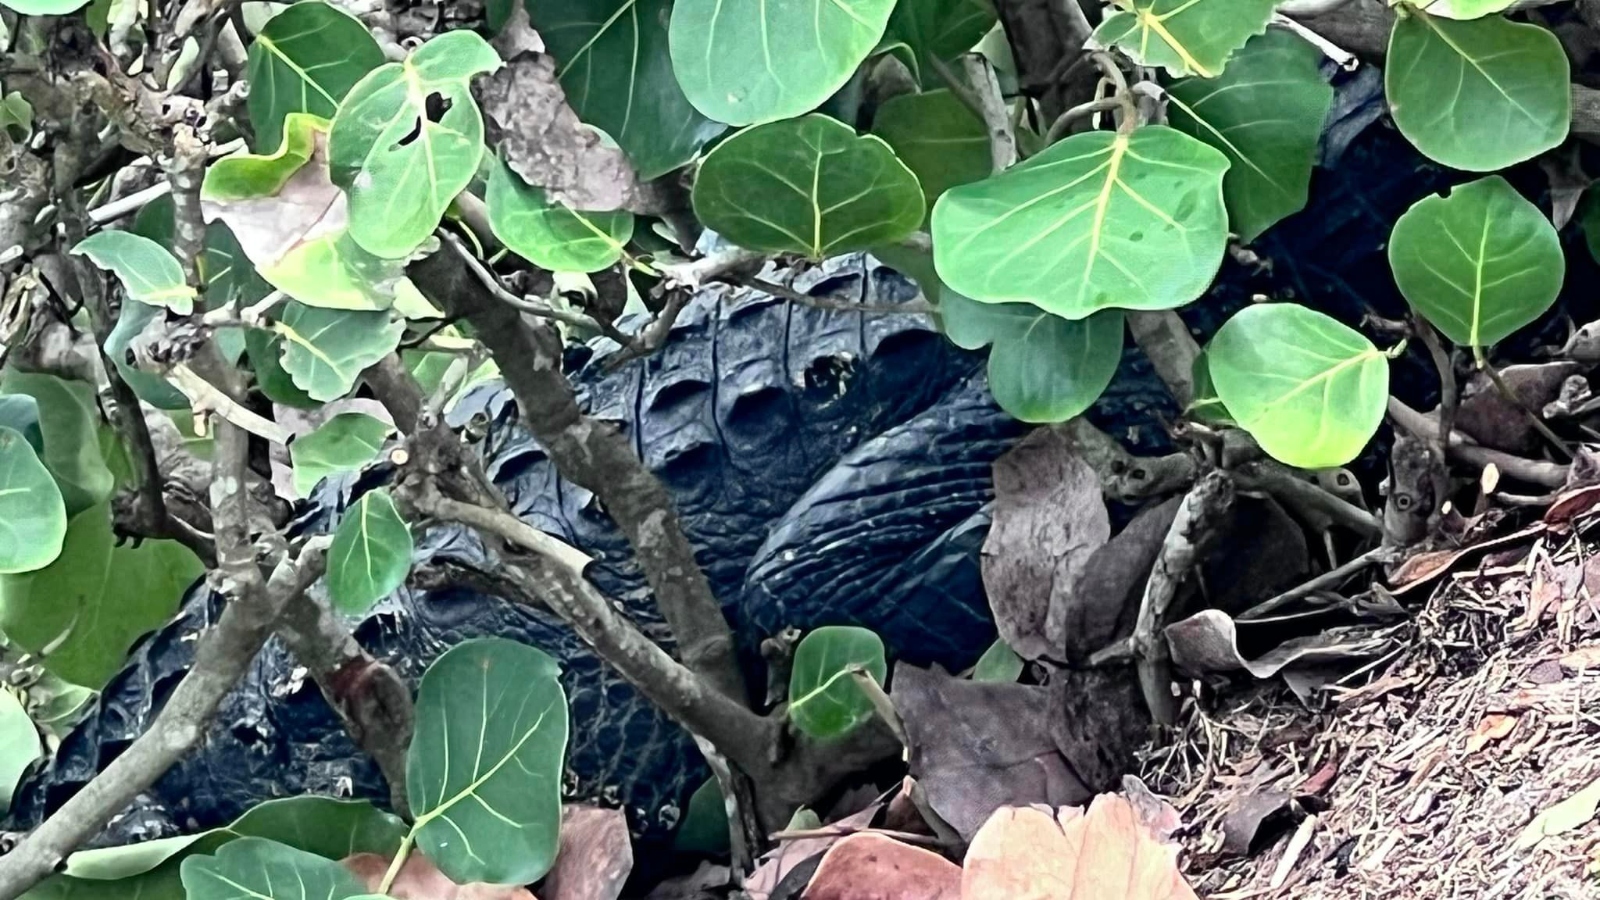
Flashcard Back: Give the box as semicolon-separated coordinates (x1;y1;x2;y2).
539;806;633;900
962;795;1197;900
344;852;538;900
800;832;961;900
1466;714;1518;754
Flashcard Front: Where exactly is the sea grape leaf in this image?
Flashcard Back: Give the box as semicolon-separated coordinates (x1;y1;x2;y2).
1386;9;1569;172
1207;303;1388;468
533;0;725;178
1166;28;1333;243
71;231;196;315
327;489;413;614
674;778;732;856
1188;347;1233;425
0;688;38;816
932;126;1229;319
0;395;42;454
203;114;413;312
788;625;888;739
487;158;634;273
328;30;502;258
1413;0;1516;20
1389;175;1563;349
1093;0;1276;78
107;303;190;410
0;502;203;688
884;0;996;85
409;638;568;885
274;302;406;402
181;837;374;900
0;371;114;517
0;0;91;16
970;639;1024;683
669;0;898;125
290;413;390;498
246;0;385;153
940;291;1124;423
693;115;924;258
245;328;320;409
0;428;65;575
871;89;991;222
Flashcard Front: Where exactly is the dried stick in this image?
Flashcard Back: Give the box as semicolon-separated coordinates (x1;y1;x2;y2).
961;54;1018;172
1236;545;1398;621
1132;470;1234;725
1387;397;1569;488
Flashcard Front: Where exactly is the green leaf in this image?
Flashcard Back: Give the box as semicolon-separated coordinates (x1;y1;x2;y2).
105;301;190;412
1093;0;1276;78
409;638;568;885
870;89;991;222
1207;303;1388;469
932;126;1229;318
204;110;322;199
71;232;196;315
181;837;373;900
1166;29;1333;243
533;0;726;178
274;302;406;401
1413;0;1515;21
970;638;1024;683
328;31;502;258
0;502;204;688
486;159;634;273
245;327;320;409
28;797;404;900
290;413;390;498
693;115;924;258
0;0;91;16
673;777;731;856
884;0;996;86
0;428;66;576
1581;191;1600;266
669;0;898;125
247;0;386;153
0;371;115;517
0;689;39;816
1389;175;1563;349
0;395;43;454
1188;347;1234;425
788;625;887;739
940;291;1123;423
1386;8;1569;172
327;489;413;614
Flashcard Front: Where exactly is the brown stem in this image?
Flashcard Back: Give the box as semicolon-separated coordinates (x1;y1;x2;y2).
1387;398;1569;488
961;54;1018;172
1126;309;1198;407
410;250;748;703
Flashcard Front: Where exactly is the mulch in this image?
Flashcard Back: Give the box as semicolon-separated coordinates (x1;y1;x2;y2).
1149;525;1600;899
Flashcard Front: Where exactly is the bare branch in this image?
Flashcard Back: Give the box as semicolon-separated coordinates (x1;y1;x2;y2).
1387;397;1568;488
961;54;1018;172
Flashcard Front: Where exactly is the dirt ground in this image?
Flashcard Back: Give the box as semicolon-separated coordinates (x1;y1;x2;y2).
1150;526;1600;899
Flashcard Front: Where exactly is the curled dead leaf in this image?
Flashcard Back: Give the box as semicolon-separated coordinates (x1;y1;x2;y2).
1465;714;1518;754
799;833;961;900
539;805;633;900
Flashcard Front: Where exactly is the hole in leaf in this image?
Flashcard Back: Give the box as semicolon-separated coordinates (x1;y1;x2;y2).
393;93;454;148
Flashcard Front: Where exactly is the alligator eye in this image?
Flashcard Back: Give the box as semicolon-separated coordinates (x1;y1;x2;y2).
1395;495;1413;511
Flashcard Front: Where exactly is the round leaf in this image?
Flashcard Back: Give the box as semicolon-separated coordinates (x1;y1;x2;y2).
0;427;65;576
693;115;924;258
274;302;406;402
1389;175;1563;349
328;31;503;258
1415;0;1515;20
290;413;391;498
181;837;373;900
533;0;726;178
487;159;634;273
408;638;568;885
0;371;114;517
71;231;197;315
1165;29;1334;243
0;395;43;454
327;489;413;614
932;126;1229;319
884;0;996;86
1093;0;1276;78
669;0;898;125
970;639;1024;683
246;0;385;153
0;689;38;816
940;291;1124;423
1386;9;1569;172
871;90;991;222
1207;303;1388;469
245;327;320;409
788;625;887;739
0;502;204;688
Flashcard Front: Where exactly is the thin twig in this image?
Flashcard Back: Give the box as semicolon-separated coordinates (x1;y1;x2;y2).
1087;51;1139;132
960;53;1018;172
88;181;172;225
1387;397;1569;488
733;276;933;315
926;54;992;137
1270;13;1358;68
1237;545;1399;621
169;363;295;444
1043;97;1125;145
1414;316;1456;465
437;228;629;342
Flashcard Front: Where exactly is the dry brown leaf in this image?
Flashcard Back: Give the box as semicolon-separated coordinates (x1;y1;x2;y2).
538;805;633;900
1165;609;1396;679
744;806;880;900
1060;497;1182;661
1219;790;1299;857
1514;776;1600;850
1455;362;1581;455
1546;484;1600;526
1558;645;1600;672
962;796;1198;900
982;428;1110;661
1388;523;1544;594
1465;714;1518;754
344;852;537;900
799;833;961;900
